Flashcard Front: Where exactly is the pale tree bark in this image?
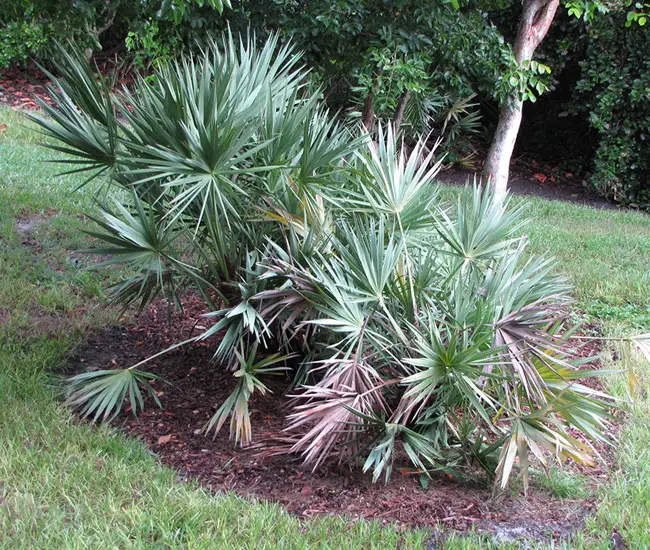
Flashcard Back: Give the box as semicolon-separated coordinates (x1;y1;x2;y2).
484;0;560;201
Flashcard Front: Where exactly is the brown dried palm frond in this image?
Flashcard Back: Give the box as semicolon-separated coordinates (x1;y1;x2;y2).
252;254;321;348
282;357;389;469
494;298;573;407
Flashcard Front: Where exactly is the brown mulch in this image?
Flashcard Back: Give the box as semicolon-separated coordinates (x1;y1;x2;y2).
0;66;52;110
70;293;609;543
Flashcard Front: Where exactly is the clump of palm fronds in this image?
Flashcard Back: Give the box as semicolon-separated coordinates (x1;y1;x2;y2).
31;34;639;492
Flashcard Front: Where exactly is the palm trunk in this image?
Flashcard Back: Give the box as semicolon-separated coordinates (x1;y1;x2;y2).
484;0;560;200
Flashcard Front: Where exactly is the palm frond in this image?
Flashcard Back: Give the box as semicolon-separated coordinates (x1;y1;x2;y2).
631;333;650;364
27;43;119;185
283;357;387;468
66;368;161;422
204;340;292;445
199;252;272;364
355;123;443;232
82;193;197;310
433;182;527;267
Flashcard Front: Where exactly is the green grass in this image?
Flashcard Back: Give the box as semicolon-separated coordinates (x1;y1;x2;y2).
523;199;650;312
532;466;589;500
518;194;650;548
1;106;650;548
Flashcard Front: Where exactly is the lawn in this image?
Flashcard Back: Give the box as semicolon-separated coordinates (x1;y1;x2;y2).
1;105;649;548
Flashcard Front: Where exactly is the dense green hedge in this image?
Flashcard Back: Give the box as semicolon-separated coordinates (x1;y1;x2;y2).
574;12;650;207
0;1;230;69
0;1;127;68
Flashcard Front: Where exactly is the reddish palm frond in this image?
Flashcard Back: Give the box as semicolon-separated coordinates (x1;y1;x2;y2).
283;358;387;468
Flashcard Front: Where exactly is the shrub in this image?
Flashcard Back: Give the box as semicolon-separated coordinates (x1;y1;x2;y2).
0;0;229;70
0;1;120;69
0;19;48;69
30;35;614;492
573;9;650;206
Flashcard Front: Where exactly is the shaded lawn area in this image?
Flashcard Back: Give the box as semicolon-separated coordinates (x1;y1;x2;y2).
1;106;650;548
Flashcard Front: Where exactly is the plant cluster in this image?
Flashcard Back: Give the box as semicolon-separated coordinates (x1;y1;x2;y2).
31;36;617;491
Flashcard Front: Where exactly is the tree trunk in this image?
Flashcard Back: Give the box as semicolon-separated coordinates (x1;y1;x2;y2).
484;0;560;201
362;92;375;132
393;90;412;132
484;98;525;202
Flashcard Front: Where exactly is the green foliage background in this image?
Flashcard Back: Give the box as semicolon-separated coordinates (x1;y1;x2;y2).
1;0;649;205
574;10;650;207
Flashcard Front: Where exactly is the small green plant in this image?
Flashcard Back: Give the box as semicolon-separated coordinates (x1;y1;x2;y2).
36;286;75;313
587;300;650;329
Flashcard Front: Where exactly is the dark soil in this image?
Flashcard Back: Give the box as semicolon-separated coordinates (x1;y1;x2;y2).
70;294;608;544
438;165;615;210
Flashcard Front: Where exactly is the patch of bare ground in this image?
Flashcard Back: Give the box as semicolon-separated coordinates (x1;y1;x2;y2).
64;293;617;546
438;166;616;210
6;210;108;338
29;307;91;337
1;304;101;340
12;213;51;250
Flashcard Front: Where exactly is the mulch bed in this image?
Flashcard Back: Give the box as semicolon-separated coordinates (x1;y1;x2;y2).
70;293;610;543
0;66;52;110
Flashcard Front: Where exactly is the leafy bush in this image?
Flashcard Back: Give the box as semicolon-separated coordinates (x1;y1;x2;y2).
0;0;230;70
0;0;123;69
0;19;48;69
1;1;498;156
30;36;614;491
574;10;650;207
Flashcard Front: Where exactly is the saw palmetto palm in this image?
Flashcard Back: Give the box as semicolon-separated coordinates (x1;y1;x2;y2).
32;32;639;492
